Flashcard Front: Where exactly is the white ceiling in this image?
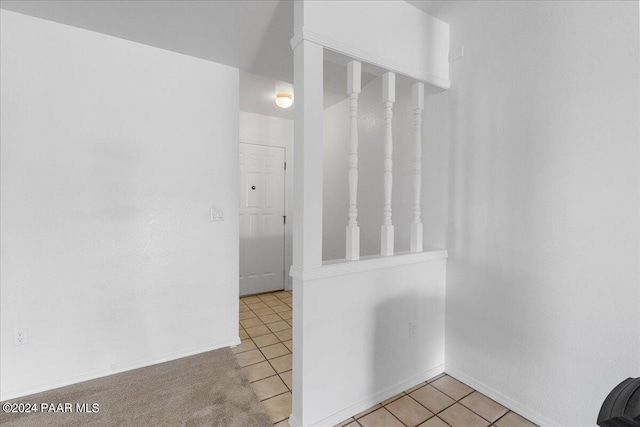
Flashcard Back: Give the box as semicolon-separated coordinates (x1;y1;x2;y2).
239;71;295;120
405;1;449;20
0;0;378;118
0;0;295;81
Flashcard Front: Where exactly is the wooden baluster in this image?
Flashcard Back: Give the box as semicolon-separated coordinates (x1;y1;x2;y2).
410;82;424;252
381;72;395;256
346;61;361;261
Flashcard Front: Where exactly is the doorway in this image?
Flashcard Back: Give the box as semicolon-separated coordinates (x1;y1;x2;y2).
239;142;286;296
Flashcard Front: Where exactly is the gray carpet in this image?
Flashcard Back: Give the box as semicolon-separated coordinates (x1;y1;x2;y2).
0;348;272;427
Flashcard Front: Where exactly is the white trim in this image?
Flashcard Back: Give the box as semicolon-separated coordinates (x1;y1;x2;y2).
288;413;301;427
445;366;560;427
290;32;304;51
290;28;451;90
290;249;447;281
239;138;287;149
305;365;444;427
0;339;241;402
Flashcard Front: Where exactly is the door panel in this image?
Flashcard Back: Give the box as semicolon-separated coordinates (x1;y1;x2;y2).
239;143;285;296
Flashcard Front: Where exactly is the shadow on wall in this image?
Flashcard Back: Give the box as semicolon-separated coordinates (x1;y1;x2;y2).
373;292;435;395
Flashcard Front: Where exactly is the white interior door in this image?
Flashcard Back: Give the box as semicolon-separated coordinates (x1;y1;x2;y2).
239;143;286;296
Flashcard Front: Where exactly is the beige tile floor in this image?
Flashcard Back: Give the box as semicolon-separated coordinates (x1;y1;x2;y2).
235;291;538;427
236;291;293;426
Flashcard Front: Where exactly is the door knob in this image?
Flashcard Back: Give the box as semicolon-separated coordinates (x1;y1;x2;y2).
251;185;256;190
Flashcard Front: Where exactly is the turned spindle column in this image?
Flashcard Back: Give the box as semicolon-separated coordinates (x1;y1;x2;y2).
410;82;424;252
381;72;395;256
346;60;361;261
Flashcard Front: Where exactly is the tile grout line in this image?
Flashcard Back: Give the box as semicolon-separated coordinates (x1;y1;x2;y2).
456;397;505;424
377;386;447;422
436;416;455;427
261;389;291;403
384;404;413;427
491;410;516;426
382;391;449;427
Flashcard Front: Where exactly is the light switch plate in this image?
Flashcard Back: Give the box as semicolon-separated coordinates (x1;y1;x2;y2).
210;207;225;221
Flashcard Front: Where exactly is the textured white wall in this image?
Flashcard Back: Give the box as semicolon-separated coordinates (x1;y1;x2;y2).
0;10;240;400
239;112;294;289
295;256;446;426
422;2;639;426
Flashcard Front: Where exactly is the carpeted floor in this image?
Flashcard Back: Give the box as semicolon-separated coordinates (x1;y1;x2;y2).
0;348;272;427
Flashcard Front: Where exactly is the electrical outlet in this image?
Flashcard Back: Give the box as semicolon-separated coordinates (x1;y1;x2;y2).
409;321;417;340
14;326;28;346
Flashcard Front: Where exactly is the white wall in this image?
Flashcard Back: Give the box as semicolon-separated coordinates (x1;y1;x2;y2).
423;2;639;426
239;111;294;289
291;253;446;426
0;10;240;400
323;75;448;260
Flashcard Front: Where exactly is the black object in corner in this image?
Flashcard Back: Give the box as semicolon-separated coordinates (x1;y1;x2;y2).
597;377;640;427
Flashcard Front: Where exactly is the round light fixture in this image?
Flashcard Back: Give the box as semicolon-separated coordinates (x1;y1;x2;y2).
275;92;293;109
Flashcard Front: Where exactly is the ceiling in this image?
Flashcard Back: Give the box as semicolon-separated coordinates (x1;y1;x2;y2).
0;0;379;119
0;0;295;81
405;1;450;20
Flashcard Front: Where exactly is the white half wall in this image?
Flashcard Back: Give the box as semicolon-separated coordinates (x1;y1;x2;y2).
290;252;447;426
239;111;294;290
0;10;240;400
423;2;640;426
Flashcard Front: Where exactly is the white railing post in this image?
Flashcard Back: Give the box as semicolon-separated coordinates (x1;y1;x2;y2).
290;36;324;427
346;61;361;261
410;82;424;252
381;72;395;256
291;39;324;270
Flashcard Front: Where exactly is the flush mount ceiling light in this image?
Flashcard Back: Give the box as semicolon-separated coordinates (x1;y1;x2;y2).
275;92;293;109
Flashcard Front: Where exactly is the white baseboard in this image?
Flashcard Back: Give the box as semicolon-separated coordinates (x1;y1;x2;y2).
445;366;559;427
298;364;444;427
0;339;240;402
288;413;301;427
